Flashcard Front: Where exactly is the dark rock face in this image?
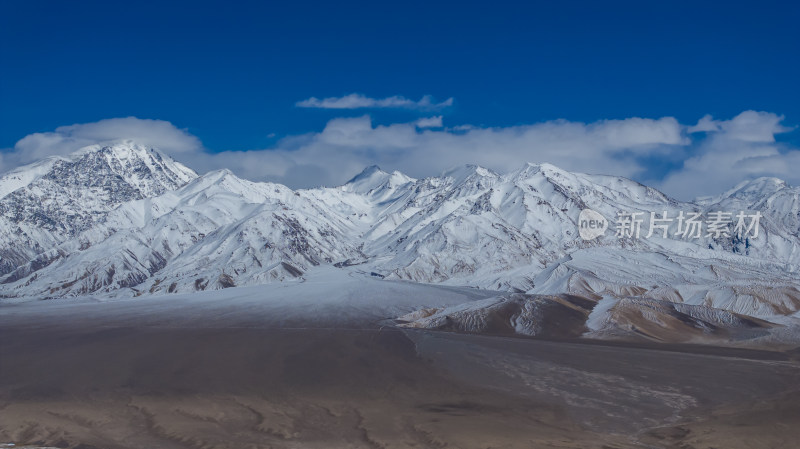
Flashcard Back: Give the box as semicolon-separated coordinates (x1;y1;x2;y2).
0;144;196;277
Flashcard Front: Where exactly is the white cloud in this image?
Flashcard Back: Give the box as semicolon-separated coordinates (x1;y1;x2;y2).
1;117;203;173
296;93;454;110
688;114;719;133
660;111;799;200
688;110;793;142
415;116;443;128
2;111;798;200
205;114;687;188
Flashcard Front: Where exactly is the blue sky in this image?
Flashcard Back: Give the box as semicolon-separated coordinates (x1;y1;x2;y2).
1;0;799;198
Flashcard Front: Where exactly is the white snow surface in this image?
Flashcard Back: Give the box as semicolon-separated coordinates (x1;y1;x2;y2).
1;141;799;325
585;296;619;331
0;266;497;329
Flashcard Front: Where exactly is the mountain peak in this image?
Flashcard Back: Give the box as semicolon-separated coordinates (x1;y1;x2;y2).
441;164;497;183
72;141;196;185
343;165;414;196
698;176;793;206
346;165;386;184
70;140;160;165
732;176;788;192
506;162;570;183
0;140;198;235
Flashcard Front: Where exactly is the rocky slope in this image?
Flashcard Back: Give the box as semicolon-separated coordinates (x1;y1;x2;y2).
1;141;798;332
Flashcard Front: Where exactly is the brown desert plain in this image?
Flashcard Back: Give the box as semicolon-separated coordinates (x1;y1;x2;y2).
1;270;799;449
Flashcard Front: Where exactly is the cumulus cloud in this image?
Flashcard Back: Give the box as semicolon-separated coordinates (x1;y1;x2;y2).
688;110;793;142
296;93;454;110
660;111;799;199
415;116;443;128
0;117;203;173
191;114;687;188
2;111;798;200
688;114;719;133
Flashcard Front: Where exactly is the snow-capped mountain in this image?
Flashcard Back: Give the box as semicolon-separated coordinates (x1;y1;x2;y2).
0;141;196;281
1;141;799;327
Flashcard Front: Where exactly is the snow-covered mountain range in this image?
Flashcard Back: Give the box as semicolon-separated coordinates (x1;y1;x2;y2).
1;141;798;331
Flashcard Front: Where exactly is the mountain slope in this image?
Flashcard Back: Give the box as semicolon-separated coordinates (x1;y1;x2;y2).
0;141;196;281
1;142;799;332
